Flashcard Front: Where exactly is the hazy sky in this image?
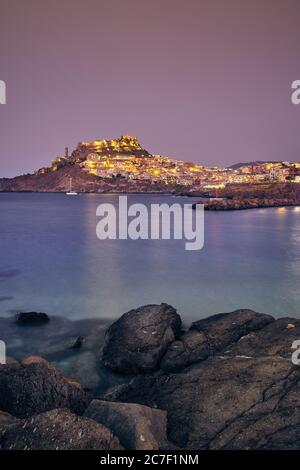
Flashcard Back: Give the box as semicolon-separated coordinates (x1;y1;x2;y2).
1;0;300;177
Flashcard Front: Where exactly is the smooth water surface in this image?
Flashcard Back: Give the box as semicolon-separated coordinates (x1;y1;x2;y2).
1;193;300;326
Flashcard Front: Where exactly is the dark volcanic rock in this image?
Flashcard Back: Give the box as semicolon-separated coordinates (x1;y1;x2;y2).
102;303;182;374
84;399;171;450
109;309;300;450
16;311;50;325
0;409;123;450
161;329;210;372
161;309;274;371
0;411;20;429
0;356;90;418
114;356;300;450
224;317;300;359
191;309;274;349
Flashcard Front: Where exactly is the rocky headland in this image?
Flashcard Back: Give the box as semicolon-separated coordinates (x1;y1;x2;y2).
193;182;300;210
197;196;299;211
1;303;300;450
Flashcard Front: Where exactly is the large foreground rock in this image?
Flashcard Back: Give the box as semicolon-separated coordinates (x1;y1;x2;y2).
114;356;300;449
161;309;274;371
111;312;300;450
102;303;181;374
0;409;123;450
84;399;171;450
0;356;90;418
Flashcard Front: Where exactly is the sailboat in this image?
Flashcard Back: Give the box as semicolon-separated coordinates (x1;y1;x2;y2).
66;177;78;196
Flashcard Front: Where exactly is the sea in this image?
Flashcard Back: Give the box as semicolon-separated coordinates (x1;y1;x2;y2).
1;193;300;325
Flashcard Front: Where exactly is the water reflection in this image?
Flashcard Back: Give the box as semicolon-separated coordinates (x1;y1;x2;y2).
0;194;300;324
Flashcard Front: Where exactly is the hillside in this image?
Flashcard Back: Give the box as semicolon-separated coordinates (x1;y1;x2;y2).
0;164;176;193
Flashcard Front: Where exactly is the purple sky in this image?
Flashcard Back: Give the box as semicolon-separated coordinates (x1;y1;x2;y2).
1;0;300;177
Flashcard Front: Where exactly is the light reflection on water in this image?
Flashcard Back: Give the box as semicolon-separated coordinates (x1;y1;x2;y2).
0;193;300;326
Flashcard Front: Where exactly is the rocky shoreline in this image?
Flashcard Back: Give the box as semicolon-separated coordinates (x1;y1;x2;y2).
1;303;300;450
195;197;299;211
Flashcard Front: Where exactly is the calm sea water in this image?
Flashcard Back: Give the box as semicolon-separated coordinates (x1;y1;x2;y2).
1;193;300;326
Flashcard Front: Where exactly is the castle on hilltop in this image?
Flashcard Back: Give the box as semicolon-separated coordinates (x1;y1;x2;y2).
72;135;150;160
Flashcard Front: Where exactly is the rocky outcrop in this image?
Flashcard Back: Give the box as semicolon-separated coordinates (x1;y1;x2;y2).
106;309;300;450
194;196;298;211
113;357;300;450
0;409;123;450
1;305;300;450
161;309;274;371
0;357;90;418
223;317;300;359
16;312;50;325
84;400;171;450
102;303;182;374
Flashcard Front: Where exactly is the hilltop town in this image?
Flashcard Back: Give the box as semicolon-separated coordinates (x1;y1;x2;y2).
1;135;300;198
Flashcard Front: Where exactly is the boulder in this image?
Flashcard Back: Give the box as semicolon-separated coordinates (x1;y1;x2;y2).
111;311;300;450
102;303;181;374
161;309;274;371
0;357;90;418
0;408;123;450
84;399;171;450
16;312;49;325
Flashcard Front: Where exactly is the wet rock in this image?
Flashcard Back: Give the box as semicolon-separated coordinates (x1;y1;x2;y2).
0;408;123;450
0;357;90;418
16;312;50;325
102;303;181;374
161;309;274;371
84;399;171;450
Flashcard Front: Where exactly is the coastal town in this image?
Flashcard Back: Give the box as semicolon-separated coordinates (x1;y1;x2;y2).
35;135;300;191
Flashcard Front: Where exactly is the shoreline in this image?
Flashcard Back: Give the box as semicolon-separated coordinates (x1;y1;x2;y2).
1;190;300;211
1;304;300;450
